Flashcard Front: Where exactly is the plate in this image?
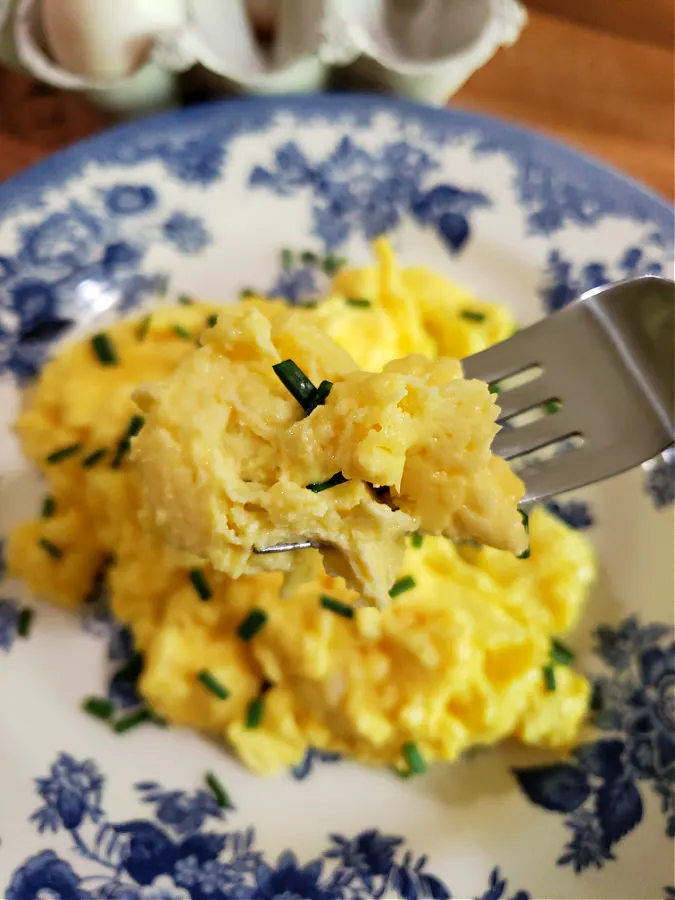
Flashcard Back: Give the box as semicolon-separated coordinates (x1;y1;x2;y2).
0;95;673;900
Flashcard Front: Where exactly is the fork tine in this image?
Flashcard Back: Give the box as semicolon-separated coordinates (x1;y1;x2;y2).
492;410;576;460
461;325;544;383
495;375;557;420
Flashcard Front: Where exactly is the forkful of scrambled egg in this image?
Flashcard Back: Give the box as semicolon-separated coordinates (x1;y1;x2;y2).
132;298;527;607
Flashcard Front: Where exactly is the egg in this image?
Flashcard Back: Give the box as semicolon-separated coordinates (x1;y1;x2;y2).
6;241;596;776
131;300;526;606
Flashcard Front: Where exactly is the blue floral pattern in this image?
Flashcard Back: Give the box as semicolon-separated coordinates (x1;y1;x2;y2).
514;616;675;873
250;137;489;252
4;752;529;900
0;190;211;381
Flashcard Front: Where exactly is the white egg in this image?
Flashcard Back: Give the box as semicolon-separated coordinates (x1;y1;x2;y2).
41;0;187;80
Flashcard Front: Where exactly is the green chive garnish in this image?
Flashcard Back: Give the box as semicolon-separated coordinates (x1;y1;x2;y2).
543;664;556;692
82;448;107;469
39;538;63;559
17;607;34;638
82;696;114;721
113;706;153;734
42;496;56;518
204;771;234;809
307;472;349;493
320;595;354;619
46;443;83;464
305;380;333;415
411;531;424;549
488;384;501;395
273;359;317;410
240;288;256;299
237;608;268;642
281;248;293;272
460;310;486;323
300;251;318;265
550;638;575;666
322;255;346;276
178;294;194;305
91;332;119;366
345;297;371;308
544;400;561;415
136;315;152;341
127;415;145;437
206;314;218;328
189;568;212;601
173;324;192;341
389;575;416;598
246;695;265;729
111;438;131;469
197;670;230;699
401;741;427;775
518;510;531;560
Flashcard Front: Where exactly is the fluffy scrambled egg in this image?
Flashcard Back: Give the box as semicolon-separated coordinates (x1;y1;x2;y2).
7;239;596;775
132;301;526;606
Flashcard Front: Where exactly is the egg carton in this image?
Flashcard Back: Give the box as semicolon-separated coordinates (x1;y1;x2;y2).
0;0;526;114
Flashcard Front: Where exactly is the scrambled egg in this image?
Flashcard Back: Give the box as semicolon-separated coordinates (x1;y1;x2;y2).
7;239;596;775
132;302;526;606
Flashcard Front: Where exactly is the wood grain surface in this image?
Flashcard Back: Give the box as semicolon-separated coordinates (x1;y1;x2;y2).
0;6;673;200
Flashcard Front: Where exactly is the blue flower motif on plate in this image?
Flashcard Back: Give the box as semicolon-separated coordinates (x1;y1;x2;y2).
250;136;489;252
3;752;531;900
514;616;675;873
0;596;20;652
0;189;211;381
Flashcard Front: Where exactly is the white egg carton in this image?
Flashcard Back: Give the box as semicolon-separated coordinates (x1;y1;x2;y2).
0;0;526;114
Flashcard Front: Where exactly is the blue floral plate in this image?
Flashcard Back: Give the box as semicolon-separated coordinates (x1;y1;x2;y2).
0;95;673;900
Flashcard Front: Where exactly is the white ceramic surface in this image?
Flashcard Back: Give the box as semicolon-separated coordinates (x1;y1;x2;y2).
0;95;673;900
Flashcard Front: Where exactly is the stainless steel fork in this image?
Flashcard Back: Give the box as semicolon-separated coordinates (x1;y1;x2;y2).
255;275;674;556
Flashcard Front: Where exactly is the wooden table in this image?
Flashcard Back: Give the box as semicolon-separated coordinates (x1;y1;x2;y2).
0;5;673;200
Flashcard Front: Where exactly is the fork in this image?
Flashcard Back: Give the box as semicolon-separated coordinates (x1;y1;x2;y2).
255;275;675;556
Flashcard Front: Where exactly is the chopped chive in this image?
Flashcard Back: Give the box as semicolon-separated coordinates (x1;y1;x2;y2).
136;315;152;341
39;538;63;559
189;568;213;601
42;496;56;518
460;309;486;323
320;595;354;619
206;314;218;328
204;771;234;809
544;399;561;415
172;324;192;341
518;509;531;560
178;294;194;305
411;531;424;549
543;664;557;692
307;472;349;493
273;359;317;410
82;448;107;469
17;607;34;638
240;288;256;299
148;710;169;728
237;608;268;642
488;384;501;395
305;380;333;415
300;250;318;265
551;638;575;666
91;332;119;366
389;575;416;598
82;696;114;721
127;415;145;437
46;443;83;464
197;669;230;700
401;741;427;775
155;273;170;297
113;706;153;734
281;248;293;272
111;438;131;469
322;255;346;276
302;300;318;309
246;695;265;729
345;297;371;308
